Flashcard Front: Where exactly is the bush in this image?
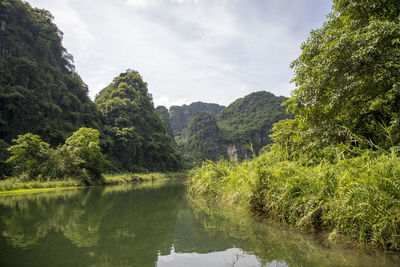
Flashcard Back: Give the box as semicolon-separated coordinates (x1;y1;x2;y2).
6;128;106;185
6;133;52;180
61;128;106;185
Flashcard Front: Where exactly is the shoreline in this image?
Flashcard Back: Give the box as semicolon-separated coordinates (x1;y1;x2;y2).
0;172;187;196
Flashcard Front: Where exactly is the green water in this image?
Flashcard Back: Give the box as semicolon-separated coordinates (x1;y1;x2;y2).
0;180;398;267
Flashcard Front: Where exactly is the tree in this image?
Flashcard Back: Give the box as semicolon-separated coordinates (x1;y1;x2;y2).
285;0;400;151
61;128;106;184
6;133;51;179
0;139;11;179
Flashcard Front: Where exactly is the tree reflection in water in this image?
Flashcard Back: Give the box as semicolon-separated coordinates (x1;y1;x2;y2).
0;180;398;267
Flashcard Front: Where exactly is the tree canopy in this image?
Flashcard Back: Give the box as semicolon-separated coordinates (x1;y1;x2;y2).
6;128;105;184
283;0;400;153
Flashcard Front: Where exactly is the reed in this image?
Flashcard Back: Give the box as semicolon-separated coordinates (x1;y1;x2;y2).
187;146;400;251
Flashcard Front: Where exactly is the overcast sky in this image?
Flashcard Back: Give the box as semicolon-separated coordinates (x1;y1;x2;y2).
26;0;332;107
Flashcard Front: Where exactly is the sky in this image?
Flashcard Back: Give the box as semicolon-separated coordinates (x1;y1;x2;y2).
26;0;332;108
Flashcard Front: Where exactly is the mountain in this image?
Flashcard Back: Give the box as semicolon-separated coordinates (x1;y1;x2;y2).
156;106;174;139
95;70;182;172
169;102;225;137
217;91;291;159
0;0;101;146
182;91;291;162
184;112;221;162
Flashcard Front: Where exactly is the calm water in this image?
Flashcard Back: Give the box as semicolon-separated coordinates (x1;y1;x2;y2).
0;179;398;267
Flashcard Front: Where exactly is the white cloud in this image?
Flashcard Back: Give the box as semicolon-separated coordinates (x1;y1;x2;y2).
25;0;332;107
126;0;153;8
153;97;192;108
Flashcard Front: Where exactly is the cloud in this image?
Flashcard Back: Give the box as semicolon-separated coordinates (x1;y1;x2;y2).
126;0;152;8
26;0;332;107
153;96;192;108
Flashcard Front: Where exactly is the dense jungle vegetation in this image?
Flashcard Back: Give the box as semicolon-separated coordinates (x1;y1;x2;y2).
159;92;291;163
95;70;182;172
0;0;181;183
168;101;225;138
188;0;400;251
216;91;291;158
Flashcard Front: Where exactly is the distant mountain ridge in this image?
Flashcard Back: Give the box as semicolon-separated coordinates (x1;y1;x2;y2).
168;102;225;137
217;91;291;159
157;92;291;164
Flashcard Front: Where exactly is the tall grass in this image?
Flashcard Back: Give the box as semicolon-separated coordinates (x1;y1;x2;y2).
0;177;80;192
187;146;400;251
1;172;187;193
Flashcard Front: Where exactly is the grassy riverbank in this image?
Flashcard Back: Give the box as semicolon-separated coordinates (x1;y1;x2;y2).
187;146;400;251
0;172;187;194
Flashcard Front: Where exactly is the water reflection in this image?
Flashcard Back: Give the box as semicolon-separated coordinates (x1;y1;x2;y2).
157;247;268;267
0;180;398;267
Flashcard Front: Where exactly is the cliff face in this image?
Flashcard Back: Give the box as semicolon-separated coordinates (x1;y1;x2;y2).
169;102;225;137
217;91;291;159
184;112;220;162
156;92;291;163
156;106;174;139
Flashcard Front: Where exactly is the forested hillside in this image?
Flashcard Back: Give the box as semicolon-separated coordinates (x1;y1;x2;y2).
156;106;174;138
0;0;182;178
178;91;290;162
168;102;225;137
0;0;101;146
184;112;220;162
217;91;291;159
95;70;182;172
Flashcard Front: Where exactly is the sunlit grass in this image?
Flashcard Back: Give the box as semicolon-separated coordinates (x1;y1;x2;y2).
104;171;187;184
187;147;400;251
0;172;188;195
0;178;80;194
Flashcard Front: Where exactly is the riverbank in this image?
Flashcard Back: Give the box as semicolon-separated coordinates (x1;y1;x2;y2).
187;147;400;251
0;172;187;195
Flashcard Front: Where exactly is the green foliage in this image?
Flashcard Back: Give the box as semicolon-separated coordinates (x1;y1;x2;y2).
5;128;106;185
0;139;11;179
0;178;80;192
184;112;221;162
61;128;106;185
6;133;51;179
217;91;291;158
170;92;290;163
95;70;182;172
0;0;101;146
286;0;400;152
169;101;225;137
188;145;400;251
188;2;400;251
156;106;174;138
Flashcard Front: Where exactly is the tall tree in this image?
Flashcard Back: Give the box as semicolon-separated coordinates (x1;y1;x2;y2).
285;0;400;151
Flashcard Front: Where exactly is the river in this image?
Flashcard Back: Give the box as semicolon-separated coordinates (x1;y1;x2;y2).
0;179;398;266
